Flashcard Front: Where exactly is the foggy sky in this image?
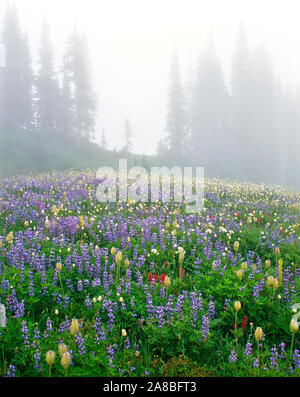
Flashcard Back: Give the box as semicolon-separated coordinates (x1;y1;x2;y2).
1;0;300;154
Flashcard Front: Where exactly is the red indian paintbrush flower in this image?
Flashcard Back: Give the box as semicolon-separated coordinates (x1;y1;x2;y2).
241;316;248;331
160;274;166;284
148;273;158;284
179;267;186;281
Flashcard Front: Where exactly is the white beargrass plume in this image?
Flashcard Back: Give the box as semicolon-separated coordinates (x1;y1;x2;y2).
58;343;68;357
61;351;71;376
46;350;56;376
0;304;6;328
290;319;299;356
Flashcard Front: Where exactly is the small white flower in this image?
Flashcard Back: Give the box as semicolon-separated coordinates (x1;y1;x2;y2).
0;304;6;328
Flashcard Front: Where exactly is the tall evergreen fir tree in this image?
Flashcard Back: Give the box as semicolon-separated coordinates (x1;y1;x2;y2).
124;118;133;153
250;45;285;184
230;24;255;180
100;128;108;150
63;28;97;141
286;86;300;189
156;138;168;164
0;43;5;126
56;65;75;138
1;4;33;132
191;32;229;175
35;18;60;135
166;50;186;165
183;56;194;165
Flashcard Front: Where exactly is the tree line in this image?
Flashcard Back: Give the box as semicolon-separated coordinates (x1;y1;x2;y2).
161;27;300;188
0;4;96;140
0;4;101;174
0;5;144;174
0;4;299;188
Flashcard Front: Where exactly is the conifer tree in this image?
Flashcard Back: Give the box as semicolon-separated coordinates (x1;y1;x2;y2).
191;32;229;174
100;128;108;150
1;4;33;131
63;28;97;141
35;19;60;135
124;118;133;153
166;50;186;165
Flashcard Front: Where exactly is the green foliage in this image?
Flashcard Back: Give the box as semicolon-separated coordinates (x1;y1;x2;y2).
0;172;299;377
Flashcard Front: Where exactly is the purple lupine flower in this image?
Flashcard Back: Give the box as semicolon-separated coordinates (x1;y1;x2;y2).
165;294;174;323
124;337;130;349
33;325;40;341
6;365;16;377
174;293;185;321
34;349;42;373
156;306;165;328
270;345;279;370
200;314;209;341
44;318;53;338
279;342;286;359
28;269;35;297
229;350;237;363
85;295;92;309
107;345;115;368
244;342;253;357
57;319;70;334
224;298;230;311
103;300;117;332
136;271;143;287
208;295;215;319
21;321;30;349
190;291;202;327
145;293;154;319
293;350;300;369
94;315;106;343
125;268;131;295
75;333;86;355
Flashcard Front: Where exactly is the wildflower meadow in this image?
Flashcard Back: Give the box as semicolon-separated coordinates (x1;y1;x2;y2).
0;170;299;378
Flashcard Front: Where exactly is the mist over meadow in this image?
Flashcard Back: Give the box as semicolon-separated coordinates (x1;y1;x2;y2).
0;0;299;189
1;0;300;382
